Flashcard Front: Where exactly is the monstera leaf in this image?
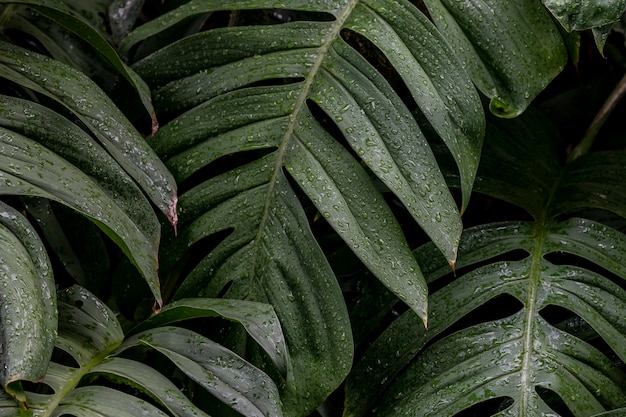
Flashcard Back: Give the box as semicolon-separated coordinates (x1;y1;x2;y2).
0;286;286;417
116;1;487;414
345;108;626;416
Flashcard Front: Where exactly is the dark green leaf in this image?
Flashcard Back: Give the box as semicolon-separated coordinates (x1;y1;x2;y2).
0;41;177;228
130;298;290;376
164;168;353;416
0;0;158;128
0;201;56;406
542;0;626;31
424;0;568;117
120;326;283;417
346;108;626;416
0;124;162;305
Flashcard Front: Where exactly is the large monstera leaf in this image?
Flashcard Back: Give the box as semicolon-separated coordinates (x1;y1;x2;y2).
0;286;287;417
118;1;485;414
345;109;626;416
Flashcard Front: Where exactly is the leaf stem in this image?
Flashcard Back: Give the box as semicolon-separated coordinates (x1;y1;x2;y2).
568;71;626;162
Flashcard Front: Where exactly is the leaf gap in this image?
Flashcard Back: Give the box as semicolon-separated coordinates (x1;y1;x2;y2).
226;9;335;27
540;305;625;373
452;396;514;417
340;28;418;116
535;386;576;417
50;346;80;369
428;249;530;292
542;251;626;292
176;147;277;195
20;380;55;395
173;228;234;295
425;294;524;350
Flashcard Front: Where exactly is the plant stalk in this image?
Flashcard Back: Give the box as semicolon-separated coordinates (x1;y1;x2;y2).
569;71;626;162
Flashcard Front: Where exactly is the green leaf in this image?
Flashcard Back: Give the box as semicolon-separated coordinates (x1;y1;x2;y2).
592;409;626;417
542;0;626;31
90;357;211;417
162;168;352;416
0;201;56;407
130;298;290;376
129;0;484;324
1;285;284;416
423;0;568;117
108;0;146;45
0;0;158;130
345;108;626;416
0;120;162;306
56;386;170;417
119;326;283;417
0;41;177;227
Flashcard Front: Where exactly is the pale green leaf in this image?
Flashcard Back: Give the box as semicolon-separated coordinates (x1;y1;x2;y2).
119;326;282;417
90;358;210;417
55;386;170;417
130;298;290;376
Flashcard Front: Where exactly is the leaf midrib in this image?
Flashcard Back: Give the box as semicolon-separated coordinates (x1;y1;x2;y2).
248;1;358;287
519;170;563;413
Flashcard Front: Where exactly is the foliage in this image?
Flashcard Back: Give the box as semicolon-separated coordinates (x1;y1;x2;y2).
0;0;625;416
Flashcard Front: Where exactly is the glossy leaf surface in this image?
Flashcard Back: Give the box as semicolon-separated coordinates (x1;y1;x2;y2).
120;326;283;417
0;0;158;129
423;0;568;118
0;202;56;405
127;0;484;334
543;0;626;31
0;93;163;305
0;286;284;416
345;109;626;416
130;298;290;376
0;41;177;227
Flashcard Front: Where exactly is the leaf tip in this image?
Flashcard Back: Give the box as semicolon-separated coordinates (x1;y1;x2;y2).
152;299;163;314
150;111;159;137
167;195;178;234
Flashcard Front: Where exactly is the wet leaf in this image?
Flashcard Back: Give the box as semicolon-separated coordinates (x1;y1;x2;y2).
119;326;283;417
129;298;290;376
1;286;278;416
0;41;177;227
423;0;568;117
162;168;353;416
0;202;56;407
0;122;162;305
345;108;626;416
130;0;484;338
0;0;158;128
542;0;626;31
